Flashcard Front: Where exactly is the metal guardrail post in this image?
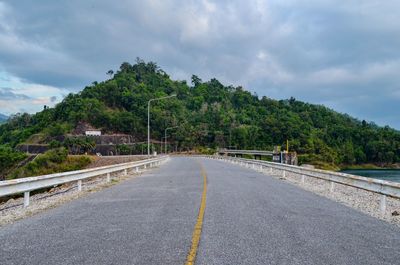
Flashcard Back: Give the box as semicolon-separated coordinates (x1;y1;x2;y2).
77;180;82;191
24;191;30;207
330;181;335;193
106;173;111;183
380;195;387;215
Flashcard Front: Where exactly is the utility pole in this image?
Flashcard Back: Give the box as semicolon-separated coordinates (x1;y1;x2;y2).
147;94;176;157
164;126;178;154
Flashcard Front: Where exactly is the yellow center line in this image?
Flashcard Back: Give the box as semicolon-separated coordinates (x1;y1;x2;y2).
185;162;207;265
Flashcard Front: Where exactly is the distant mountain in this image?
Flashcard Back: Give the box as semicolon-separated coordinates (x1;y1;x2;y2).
1;59;400;167
0;114;8;123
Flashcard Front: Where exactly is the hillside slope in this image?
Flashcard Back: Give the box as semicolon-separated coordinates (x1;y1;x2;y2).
1;59;399;167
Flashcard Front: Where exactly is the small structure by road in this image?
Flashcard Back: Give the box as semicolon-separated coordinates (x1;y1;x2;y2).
218;148;298;165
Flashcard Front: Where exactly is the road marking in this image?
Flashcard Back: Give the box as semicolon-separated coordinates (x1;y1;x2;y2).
185;162;207;265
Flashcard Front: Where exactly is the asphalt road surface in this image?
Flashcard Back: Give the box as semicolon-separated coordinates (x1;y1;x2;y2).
1;157;400;265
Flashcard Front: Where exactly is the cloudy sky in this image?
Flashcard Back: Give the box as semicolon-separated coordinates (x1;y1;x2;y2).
0;0;399;127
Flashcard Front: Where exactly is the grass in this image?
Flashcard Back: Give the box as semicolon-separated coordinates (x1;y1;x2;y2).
303;162;400;171
304;161;341;171
24;133;47;144
0;146;28;177
7;148;93;180
339;163;400;171
340;164;383;170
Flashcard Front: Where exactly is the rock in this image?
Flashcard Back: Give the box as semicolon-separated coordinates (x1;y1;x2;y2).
392;211;400;216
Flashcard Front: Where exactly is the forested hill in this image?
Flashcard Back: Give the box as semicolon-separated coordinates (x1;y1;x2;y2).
1;59;399;167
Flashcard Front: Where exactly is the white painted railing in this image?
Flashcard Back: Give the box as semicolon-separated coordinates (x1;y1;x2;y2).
208;155;400;214
218;149;273;156
0;156;169;207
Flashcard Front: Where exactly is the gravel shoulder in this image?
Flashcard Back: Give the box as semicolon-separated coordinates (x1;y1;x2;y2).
241;161;400;227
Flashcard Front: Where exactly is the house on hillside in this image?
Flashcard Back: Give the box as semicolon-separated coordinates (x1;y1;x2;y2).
73;122;102;135
63;121;144;155
85;130;101;136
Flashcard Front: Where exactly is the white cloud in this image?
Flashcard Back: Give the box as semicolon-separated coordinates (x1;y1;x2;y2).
180;15;210;44
0;0;399;127
0;71;67;115
257;51;267;60
202;0;216;13
248;52;294;84
304;60;400;86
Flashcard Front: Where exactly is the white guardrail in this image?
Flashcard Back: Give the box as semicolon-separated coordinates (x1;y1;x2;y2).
0;156;169;207
218;149;273;156
208;155;400;214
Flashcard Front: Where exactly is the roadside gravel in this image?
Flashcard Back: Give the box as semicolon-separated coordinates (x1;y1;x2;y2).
251;165;400;227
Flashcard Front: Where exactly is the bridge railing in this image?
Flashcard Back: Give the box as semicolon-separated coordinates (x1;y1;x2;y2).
207;155;400;214
0;156;169;207
218;149;273;156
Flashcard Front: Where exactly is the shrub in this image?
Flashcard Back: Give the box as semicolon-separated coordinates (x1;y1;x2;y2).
0;145;27;173
49;140;62;149
8;148;91;179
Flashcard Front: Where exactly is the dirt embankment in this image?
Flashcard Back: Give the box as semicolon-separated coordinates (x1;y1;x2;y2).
84;155;149;168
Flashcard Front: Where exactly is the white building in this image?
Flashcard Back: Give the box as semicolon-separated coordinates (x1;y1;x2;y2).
85;130;101;136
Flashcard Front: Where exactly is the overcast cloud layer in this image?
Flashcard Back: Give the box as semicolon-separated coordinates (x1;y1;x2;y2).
0;0;399;128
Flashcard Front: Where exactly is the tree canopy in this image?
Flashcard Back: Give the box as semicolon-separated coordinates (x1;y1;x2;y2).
1;59;399;167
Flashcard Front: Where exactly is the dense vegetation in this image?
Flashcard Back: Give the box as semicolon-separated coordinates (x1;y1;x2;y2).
8;148;92;180
0;145;27;177
1;59;400;169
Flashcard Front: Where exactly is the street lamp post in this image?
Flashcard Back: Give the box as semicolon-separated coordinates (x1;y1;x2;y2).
147;94;176;157
164;126;179;154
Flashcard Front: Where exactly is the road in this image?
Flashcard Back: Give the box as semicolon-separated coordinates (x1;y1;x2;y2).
1;157;400;265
